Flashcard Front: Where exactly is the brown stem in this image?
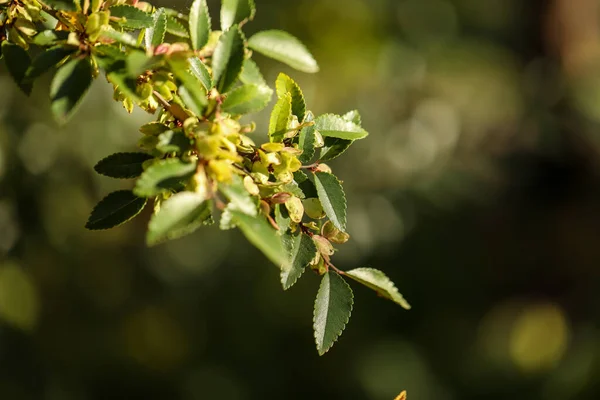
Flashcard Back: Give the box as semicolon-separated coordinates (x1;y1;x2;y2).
152;90;190;122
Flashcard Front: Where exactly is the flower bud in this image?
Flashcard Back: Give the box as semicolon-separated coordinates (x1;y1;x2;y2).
285;196;304;223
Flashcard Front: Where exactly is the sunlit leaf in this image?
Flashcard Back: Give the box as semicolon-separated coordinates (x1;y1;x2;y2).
189;0;211;50
344;268;411;310
269;92;292;142
248;30;319;73
314;113;368;140
147;191;211;245
239;58;266;86
212;25;245;93
145;8;168;49
220;0;255;31
276;73;305;122
188;57;213;90
110;5;153;29
222;84;273;115
219;175;257;216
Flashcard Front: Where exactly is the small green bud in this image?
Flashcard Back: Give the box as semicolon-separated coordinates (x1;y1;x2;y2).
303;198;325;219
285;196;304;223
243;175;260;196
313;235;334;256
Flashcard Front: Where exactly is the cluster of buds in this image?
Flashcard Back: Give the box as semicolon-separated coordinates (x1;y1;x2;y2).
0;0;43;49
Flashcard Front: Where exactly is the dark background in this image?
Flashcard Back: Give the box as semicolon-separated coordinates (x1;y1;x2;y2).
1;0;600;398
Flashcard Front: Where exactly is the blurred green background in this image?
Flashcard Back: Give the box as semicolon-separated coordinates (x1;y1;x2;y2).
2;0;600;398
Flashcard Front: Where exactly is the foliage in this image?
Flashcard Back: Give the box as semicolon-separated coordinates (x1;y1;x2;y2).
0;0;410;354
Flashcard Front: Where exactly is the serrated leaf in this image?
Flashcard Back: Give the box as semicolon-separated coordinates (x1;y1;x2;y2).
212;25;245;93
269;92;292;143
146;191;211;245
126;51;164;77
230;210;288;269
134;159;197;197
248;30;319;73
167;16;189;38
274;204;291;233
50;57;93;123
25;46;76;81
189;0;211;50
298;112;316;163
220;0;255;31
313;271;353;355
281;233;318;290
314;114;368;140
85;190;147;230
342;109;362;125
2;42;32;95
319;137;353;162
276;73;305;122
94;152;153;179
313;172;347;232
345;268;411;310
32;30;70;46
110;5;153;29
219;175;257;216
169;58;208;115
188;57;213;90
145;8;168;49
239;58;266;86
222;84;273;115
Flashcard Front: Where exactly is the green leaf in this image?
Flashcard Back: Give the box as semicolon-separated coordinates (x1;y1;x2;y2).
212;25;245;93
156;130;192;154
126;51;163;77
274;204;291;233
134;159;197;198
294;170;317;198
220;0;256;31
145;8;168;49
2;42;32;95
238;59;265;88
85;190;147;230
110;5;153;29
345;268;411;310
32;30;70;46
314;114;368;140
169;58;208;115
319;137;353;162
188;57;213;90
25;46;76;81
230;210;288;269
248;30;319;73
50;57;93;123
222;84;273;115
275;73;305;122
99;27;140;48
146;191;212;246
167;16;189;38
313;271;353;355
94;152;153;179
219;175;257;216
269;92;292;143
189;0;211;50
298;111;316;163
281;233;318;290
313;172;347;232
